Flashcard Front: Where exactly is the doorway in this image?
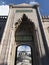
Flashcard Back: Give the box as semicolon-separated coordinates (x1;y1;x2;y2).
15;45;32;65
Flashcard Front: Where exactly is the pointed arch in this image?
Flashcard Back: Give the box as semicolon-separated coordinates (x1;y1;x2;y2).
15;14;35;42
15;14;35;33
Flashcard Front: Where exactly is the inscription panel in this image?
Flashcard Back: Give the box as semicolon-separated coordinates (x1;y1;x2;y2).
16;10;33;13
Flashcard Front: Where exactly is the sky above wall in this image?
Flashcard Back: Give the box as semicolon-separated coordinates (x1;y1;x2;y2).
0;0;49;16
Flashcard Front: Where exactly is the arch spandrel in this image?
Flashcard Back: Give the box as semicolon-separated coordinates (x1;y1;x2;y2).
15;14;35;33
15;14;35;30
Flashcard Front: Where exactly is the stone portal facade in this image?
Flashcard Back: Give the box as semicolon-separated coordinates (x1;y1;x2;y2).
0;3;49;65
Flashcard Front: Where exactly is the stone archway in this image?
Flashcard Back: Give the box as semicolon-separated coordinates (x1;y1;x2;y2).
15;44;32;65
14;14;40;65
